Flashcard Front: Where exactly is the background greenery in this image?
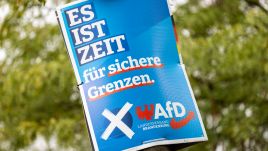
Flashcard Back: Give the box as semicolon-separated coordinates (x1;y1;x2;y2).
0;0;267;150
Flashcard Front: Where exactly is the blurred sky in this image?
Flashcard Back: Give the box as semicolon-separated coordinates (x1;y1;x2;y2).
176;0;188;5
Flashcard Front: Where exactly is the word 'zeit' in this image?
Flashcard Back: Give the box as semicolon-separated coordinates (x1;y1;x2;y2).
76;35;127;65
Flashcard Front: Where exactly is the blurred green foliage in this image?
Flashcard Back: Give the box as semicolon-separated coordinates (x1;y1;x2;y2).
0;0;267;151
0;0;90;150
176;0;268;150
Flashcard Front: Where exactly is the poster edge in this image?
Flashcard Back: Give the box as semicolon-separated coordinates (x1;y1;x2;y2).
55;1;100;150
79;85;100;151
124;137;207;151
181;64;208;140
55;5;82;84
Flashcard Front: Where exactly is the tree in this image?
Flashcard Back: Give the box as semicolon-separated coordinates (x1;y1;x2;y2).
0;0;90;150
0;0;267;150
174;0;268;150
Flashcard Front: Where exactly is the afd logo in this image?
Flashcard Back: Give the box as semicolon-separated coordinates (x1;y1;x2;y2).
136;101;195;129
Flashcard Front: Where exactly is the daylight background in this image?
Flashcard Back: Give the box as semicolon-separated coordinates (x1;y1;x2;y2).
0;0;268;151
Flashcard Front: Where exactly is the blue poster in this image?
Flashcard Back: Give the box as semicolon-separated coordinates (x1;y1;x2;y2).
56;0;207;150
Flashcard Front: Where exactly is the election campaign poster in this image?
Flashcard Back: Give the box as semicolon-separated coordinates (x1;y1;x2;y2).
56;0;208;150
